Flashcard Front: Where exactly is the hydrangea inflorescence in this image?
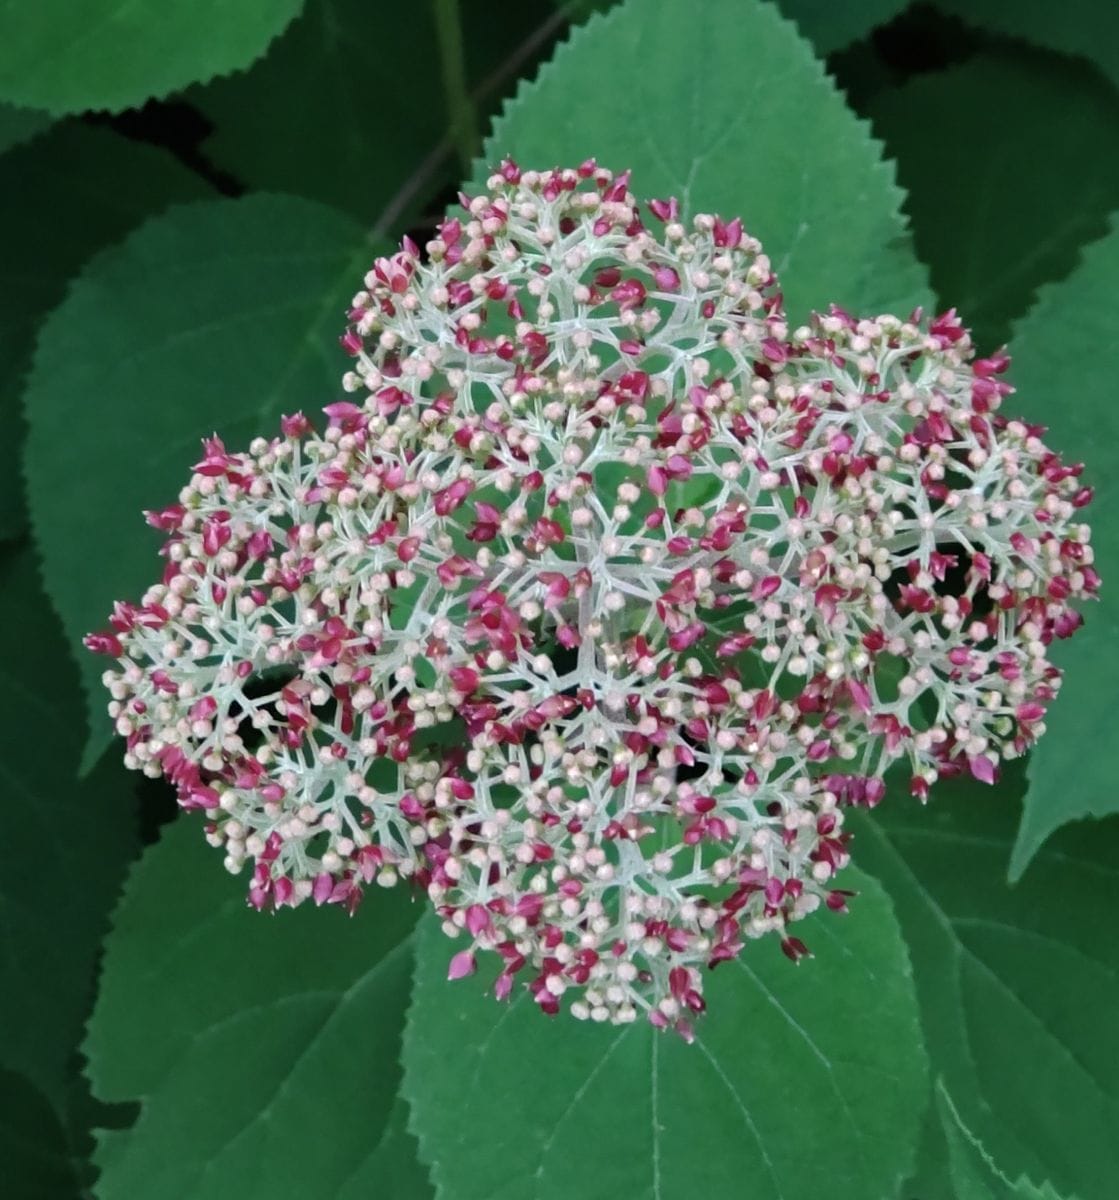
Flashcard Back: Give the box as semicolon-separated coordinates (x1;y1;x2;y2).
88;161;1096;1037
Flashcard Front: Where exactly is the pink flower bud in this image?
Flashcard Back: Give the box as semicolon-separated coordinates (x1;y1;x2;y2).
87;163;1094;1039
448;950;477;980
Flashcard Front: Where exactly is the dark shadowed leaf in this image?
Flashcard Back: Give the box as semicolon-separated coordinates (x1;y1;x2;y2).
851;771;1119;1200
0;0;305;115
23;194;377;772
84;818;428;1199
935;0;1119;90
0;123;211;540
0;102;49;154
194;0;558;230
0;1068;81;1199
403;872;927;1200
1000;222;1119;877
0;549;138;1111
864;49;1119;347
475;0;930;322
778;0;910;54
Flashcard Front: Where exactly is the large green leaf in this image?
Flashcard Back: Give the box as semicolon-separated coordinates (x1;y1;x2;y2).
851;772;1119;1200
777;0;910;54
0;123;211;540
935;0;1119;90
475;0;930;322
864;50;1119;348
0;549;138;1113
84;818;430;1200
194;0;557;229
936;1082;1077;1200
999;222;1119;877
23;194;375;773
403;871;927;1200
0;0;305;115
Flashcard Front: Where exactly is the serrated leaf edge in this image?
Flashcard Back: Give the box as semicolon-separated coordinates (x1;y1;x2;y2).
3;1;308;118
1006;210;1119;881
473;0;929;316
20;189;378;777
936;1077;1080;1199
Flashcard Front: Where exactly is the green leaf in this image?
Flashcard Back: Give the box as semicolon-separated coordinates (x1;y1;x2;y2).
936;1081;1078;1200
935;0;1119;91
336;1097;435;1200
863;49;1119;347
475;0;930;322
0;102;49;155
0;1068;81;1199
192;0;448;227
23;193;375;773
403;870;928;1200
999;220;1119;877
902;1095;957;1200
84;818;429;1200
0;123;211;540
777;0;910;54
0;0;305;115
851;771;1119;1200
0;548;138;1109
193;0;558;229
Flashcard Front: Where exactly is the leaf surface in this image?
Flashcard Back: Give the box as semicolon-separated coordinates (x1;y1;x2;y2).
0;123;210;539
999;222;1119;876
0;0;305;114
475;0;930;322
0;102;49;155
935;0;1119;90
851;771;1119;1200
194;0;558;229
864;50;1119;346
0;549;139;1111
0;1068;81;1199
778;0;910;53
84;818;429;1199
404;871;927;1200
936;1082;1078;1200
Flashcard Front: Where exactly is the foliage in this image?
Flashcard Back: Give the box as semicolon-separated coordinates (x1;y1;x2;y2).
0;549;139;1195
192;0;560;229
0;103;50;155
936;1083;1077;1200
779;0;910;53
0;124;212;540
404;873;927;1199
0;1;305;114
24;194;374;772
851;770;1119;1199
3;0;1118;1197
864;48;1119;347
479;0;929;320
85;820;427;1199
1001;223;1119;878
934;0;1119;89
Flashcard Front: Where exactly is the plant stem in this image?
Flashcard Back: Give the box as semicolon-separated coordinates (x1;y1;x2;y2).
434;0;479;176
372;3;570;236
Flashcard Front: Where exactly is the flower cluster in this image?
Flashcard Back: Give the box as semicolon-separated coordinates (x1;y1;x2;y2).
88;162;1096;1037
